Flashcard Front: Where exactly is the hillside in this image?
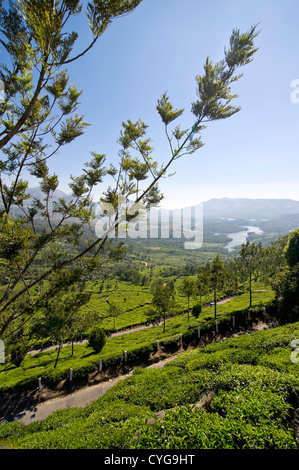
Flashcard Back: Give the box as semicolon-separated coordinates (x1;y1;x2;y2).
1;318;298;449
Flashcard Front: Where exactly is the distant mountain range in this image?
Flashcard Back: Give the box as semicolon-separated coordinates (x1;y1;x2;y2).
201;197;299;220
24;188;299;221
25;187;73;203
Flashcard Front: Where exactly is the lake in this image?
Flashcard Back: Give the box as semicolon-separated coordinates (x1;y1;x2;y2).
225;226;264;252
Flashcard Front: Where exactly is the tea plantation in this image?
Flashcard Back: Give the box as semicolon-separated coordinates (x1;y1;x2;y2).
0;285;274;394
1;287;299;449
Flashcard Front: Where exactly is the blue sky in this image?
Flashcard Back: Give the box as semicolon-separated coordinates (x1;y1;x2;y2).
36;1;299;208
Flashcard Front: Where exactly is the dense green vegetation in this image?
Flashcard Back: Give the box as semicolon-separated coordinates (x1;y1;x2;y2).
0;282;274;394
1;320;298;449
0;222;295;451
1;0;299;452
0;229;297;451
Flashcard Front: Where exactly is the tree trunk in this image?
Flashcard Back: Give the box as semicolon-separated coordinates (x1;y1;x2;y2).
54;343;62;368
249;270;252;308
214;287;217;319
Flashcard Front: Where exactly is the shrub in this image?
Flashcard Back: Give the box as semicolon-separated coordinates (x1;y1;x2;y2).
88;328;106;353
192;303;202;318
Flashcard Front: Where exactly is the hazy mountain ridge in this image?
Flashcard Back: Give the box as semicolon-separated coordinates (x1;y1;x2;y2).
23;188;299;221
25;187;73;204
201;197;299;220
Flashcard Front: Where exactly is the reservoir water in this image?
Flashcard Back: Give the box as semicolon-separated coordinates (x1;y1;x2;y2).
225;226;264;252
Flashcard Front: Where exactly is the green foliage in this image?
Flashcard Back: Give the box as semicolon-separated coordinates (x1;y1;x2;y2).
178;276;196;320
88;327;106;354
10;343;27;368
156;93;184;126
273;264;299;324
132;403;296;449
270;229;299;323
284;228;299;268
235;241;263;308
0;284;275;394
151;279;175;332
0;6;266;449
192;25;259;122
1;320;299;449
191;303;202;318
0;0;145;350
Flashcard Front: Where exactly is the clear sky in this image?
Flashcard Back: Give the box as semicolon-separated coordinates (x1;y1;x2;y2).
41;0;299;209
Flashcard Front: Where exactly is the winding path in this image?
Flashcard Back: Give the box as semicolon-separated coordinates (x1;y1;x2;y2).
8;355;178;425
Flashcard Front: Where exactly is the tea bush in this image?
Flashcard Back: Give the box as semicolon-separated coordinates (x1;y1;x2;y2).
131;405;297;449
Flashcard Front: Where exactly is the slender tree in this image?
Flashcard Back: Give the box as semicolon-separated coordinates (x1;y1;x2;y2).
207;255;229;319
195;266;211;306
179;276;195;321
107;299;122;330
29;286;91;367
151;280;175;333
237;240;262;308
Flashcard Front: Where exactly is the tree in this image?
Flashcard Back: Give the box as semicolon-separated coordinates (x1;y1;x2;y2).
151;280;175;333
284;228;299;268
0;2;259;364
179;277;195;321
29;284;91;367
7;326;28;367
272;229;299;323
224;259;239;296
194;266;211;306
207;255;229;319
107;299;122;330
260;236;288;282
272;263;299;324
236;240;262;308
65;307;98;357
